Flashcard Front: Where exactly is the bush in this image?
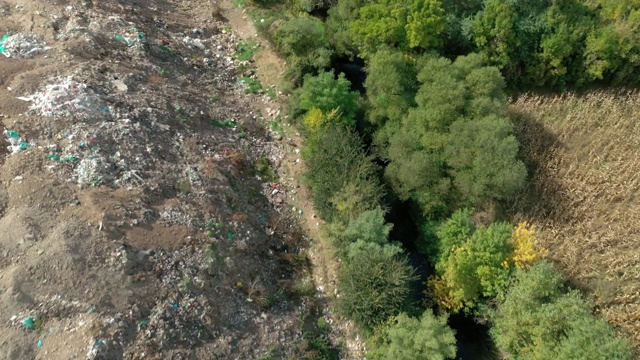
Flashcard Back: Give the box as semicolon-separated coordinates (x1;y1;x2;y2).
337;241;417;328
302;126;382;220
491;262;634;360
367;311;457;360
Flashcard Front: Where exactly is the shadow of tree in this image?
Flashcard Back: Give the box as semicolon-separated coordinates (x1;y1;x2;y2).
505;108;573;224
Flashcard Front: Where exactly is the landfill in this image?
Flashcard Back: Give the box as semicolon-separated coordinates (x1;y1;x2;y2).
0;0;338;359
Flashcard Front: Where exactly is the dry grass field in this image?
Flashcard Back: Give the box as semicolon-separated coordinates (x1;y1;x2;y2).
507;90;640;349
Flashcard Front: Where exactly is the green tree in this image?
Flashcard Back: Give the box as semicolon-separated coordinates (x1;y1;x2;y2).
337;240;417;328
435;208;475;262
273;16;333;85
328;206;392;252
303;126;382;220
367;311;457;360
326;0;367;57
491;262;634;360
384;54;526;216
363;47;419;146
583;0;640;84
291;71;360;126
349;0;446;58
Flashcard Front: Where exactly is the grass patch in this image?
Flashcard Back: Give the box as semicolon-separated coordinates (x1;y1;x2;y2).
241;76;264;94
269;115;285;135
292;278;316;297
255;156;279;182
177;181;191;194
265;87;277;100
211;119;236;127
235;40;260;61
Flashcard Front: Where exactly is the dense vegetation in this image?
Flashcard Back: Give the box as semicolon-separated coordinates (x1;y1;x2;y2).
248;0;637;358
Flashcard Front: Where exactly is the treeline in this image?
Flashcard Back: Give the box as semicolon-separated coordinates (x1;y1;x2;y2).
261;0;640;89
245;0;636;358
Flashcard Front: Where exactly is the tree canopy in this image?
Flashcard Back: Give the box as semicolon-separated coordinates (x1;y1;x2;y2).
367;311;457;360
491;262;634;360
349;0;446;58
383;54;526;216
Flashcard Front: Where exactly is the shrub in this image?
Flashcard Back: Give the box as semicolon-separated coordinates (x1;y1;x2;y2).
337;241;417;328
302;126;382;220
328;206;392;254
272;16;333;85
432;220;513;311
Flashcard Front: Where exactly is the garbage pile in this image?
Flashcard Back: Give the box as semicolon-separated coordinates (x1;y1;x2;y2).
0;33;49;58
17;77;109;119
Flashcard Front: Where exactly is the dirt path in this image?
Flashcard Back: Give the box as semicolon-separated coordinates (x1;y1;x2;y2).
220;2;366;358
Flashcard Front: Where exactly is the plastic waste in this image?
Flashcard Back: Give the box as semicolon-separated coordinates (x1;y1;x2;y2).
22;317;35;330
37;340;43;347
115;35;131;46
0;34;10;53
0;33;48;58
18;77;106;119
4;130;32;154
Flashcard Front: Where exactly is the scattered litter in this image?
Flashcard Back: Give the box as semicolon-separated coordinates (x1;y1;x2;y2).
113;26;146;49
0;33;48;58
37;339;43;347
4;130;32;154
0;34;9;53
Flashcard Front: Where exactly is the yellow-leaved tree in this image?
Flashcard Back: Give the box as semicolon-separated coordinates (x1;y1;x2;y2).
303;107;342;134
509;222;547;269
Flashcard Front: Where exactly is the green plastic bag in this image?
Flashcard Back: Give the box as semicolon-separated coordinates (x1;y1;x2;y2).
0;34;9;53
